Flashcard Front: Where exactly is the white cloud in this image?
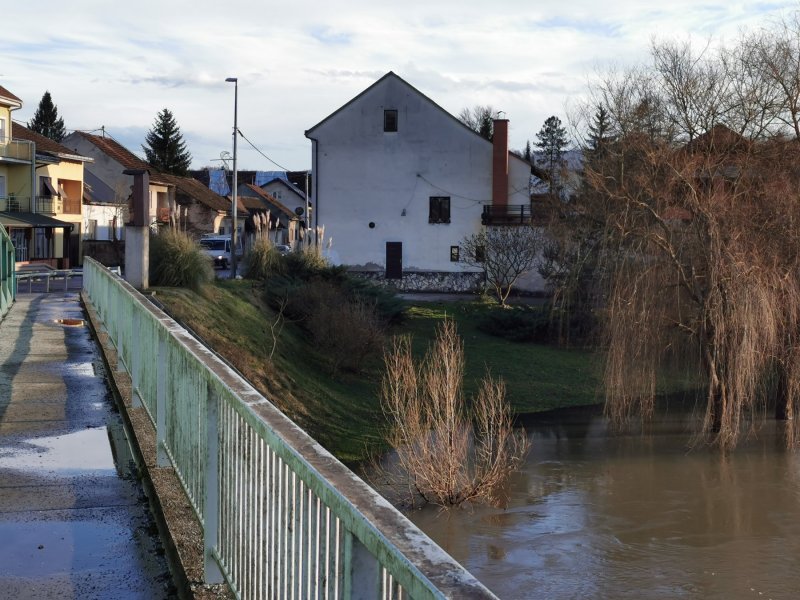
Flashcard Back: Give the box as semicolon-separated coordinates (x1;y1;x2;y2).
3;1;795;169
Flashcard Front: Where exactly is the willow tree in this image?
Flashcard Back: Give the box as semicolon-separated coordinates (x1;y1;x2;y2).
578;21;800;450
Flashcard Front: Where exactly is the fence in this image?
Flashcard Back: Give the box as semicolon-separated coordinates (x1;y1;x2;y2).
0;224;14;319
15;269;84;294
82;257;496;600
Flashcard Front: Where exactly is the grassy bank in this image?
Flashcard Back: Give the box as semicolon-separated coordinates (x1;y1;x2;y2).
153;281;603;462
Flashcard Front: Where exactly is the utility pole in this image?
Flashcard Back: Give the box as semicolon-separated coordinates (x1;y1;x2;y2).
225;77;239;279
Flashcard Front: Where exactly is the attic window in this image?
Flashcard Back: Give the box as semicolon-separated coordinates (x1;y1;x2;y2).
384;109;398;132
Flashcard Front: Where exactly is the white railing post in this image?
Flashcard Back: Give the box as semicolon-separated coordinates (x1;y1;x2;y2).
204;381;224;583
344;531;380;600
156;333;169;467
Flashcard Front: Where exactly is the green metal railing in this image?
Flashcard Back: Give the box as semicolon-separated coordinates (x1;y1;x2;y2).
0;223;14;319
82;257;496;600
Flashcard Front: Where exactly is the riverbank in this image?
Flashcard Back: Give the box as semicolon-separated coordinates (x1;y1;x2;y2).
152;280;610;462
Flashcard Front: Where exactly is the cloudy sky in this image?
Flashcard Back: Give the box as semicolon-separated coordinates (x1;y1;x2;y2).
3;1;794;171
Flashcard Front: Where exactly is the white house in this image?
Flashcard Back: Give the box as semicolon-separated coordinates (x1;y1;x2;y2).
304;71;534;291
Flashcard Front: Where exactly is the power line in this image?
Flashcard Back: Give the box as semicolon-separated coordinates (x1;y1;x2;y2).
236;128;290;172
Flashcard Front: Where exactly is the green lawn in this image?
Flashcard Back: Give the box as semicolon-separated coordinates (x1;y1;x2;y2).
154;281;604;462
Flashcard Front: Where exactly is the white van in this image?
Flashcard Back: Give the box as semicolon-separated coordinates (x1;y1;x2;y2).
199;235;241;269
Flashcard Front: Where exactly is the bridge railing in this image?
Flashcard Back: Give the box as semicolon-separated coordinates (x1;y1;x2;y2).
0;224;14;319
82;257;496;600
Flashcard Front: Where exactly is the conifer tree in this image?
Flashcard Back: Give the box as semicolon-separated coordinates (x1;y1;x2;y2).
535;115;569;197
28;91;66;142
142;108;192;175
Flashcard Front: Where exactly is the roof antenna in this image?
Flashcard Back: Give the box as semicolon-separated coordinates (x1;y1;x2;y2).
101;125;105;138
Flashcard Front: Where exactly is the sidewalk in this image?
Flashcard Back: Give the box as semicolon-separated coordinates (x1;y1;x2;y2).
0;293;174;599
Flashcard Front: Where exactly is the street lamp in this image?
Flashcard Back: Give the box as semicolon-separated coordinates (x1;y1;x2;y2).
225;77;238;279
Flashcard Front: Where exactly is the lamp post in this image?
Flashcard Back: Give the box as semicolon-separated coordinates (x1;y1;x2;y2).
225;77;238;279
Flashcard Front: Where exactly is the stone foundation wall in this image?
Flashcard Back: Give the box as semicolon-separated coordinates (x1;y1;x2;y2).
352;270;483;293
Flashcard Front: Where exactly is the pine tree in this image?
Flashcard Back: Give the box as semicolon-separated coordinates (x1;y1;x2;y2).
142;108;192;176
535;115;568;197
28;91;66;142
586;104;614;152
523;140;532;162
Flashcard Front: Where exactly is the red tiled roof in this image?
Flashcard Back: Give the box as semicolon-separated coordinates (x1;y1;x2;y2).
12;122;90;160
76;131;149;170
162;173;235;214
74;131;171;185
0;85;22;106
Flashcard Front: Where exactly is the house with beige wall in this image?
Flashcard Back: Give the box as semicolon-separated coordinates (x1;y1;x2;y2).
0;85;92;268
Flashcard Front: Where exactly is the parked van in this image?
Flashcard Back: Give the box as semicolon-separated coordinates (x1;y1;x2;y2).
199;235;241;269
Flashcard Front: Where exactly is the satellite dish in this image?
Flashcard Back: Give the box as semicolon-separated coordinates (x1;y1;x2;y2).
294;207;304;216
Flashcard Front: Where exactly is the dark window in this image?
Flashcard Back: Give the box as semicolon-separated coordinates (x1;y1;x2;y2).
475;245;486;263
384;109;398;132
450;246;460;262
428;196;451;224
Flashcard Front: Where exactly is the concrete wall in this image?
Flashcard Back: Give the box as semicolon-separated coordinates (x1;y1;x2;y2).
307;74;530;276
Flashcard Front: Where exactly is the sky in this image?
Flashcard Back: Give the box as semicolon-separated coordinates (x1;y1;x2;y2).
2;1;795;172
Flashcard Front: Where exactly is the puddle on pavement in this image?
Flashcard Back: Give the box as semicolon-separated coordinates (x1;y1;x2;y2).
0;427;116;475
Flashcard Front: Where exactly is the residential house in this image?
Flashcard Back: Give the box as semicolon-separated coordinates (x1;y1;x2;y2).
304;71;535;292
258;174;309;223
0;86;92;268
240;183;299;248
62;131;174;230
62;132;232;248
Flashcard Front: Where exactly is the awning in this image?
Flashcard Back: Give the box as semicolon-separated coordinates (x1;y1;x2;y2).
0;212;74;230
42;178;58;197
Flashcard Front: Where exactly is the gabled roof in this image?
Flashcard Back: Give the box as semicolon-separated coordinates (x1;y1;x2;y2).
684;124;750;155
161;173;232;213
304;71;528;167
260;176;307;200
242;184;297;219
0;86;22;109
70;131;172;185
12;122;92;163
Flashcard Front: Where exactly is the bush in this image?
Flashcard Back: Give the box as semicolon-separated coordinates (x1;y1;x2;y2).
308;297;385;373
476;306;551;343
149;229;213;290
244;237;284;280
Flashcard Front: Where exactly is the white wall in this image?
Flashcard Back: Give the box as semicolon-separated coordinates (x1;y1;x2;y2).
308;74;530;273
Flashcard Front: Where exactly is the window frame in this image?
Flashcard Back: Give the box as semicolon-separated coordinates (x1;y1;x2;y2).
428;196;451;224
450;246;460;262
384;109;398;133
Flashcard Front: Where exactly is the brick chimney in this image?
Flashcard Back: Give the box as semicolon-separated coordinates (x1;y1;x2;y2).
492;118;509;206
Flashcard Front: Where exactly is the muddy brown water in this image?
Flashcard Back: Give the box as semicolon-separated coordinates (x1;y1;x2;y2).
406;404;800;600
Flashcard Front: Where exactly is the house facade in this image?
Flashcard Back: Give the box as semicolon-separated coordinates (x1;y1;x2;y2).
62;132;174;229
0;87;91;268
304;72;533;291
241;183;299;248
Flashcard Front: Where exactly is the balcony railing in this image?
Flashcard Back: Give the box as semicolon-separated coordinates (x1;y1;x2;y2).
34;196;63;215
481;204;533;225
0;196;32;212
0;140;34;162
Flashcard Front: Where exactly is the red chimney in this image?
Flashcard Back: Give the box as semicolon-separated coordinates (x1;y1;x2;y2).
492;119;509;206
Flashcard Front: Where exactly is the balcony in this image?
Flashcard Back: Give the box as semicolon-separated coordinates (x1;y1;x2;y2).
0;140;33;163
0;196;32;212
34;196;63;215
481;204;532;226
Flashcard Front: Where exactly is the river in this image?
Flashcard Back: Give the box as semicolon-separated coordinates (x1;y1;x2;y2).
406;403;800;599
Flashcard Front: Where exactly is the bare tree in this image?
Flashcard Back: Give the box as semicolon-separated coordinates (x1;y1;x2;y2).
574;26;800;450
379;321;528;508
460;226;542;306
458;105;497;140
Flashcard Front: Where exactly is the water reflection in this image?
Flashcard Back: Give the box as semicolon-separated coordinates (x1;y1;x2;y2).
407;405;800;599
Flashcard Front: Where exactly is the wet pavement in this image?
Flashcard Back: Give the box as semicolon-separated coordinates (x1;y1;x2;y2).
0;293;174;599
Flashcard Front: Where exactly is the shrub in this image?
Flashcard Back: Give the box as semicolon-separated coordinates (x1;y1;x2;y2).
307;297;385;373
379;321;529;508
476;306;551;343
244;237;284;280
149;229;213;290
